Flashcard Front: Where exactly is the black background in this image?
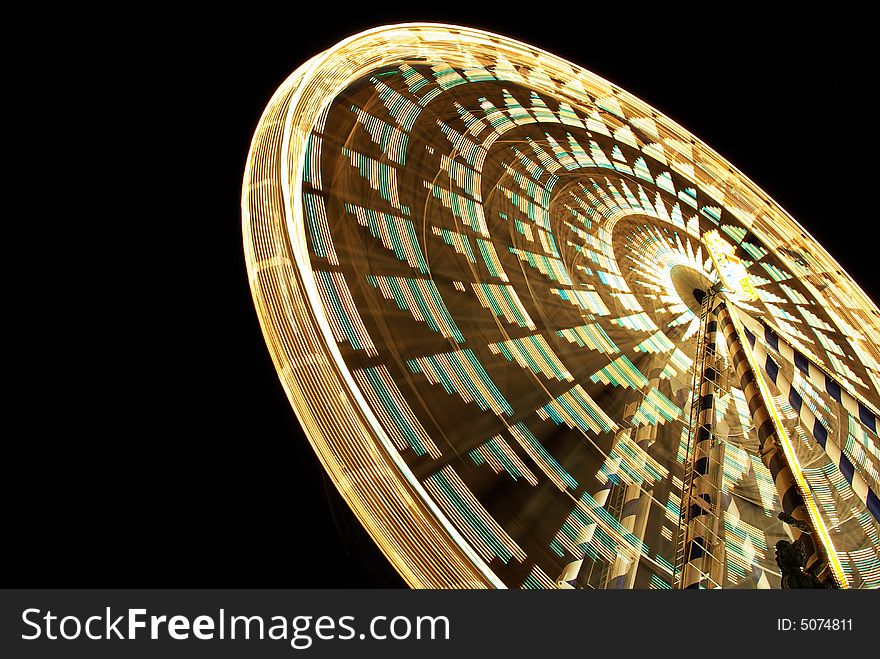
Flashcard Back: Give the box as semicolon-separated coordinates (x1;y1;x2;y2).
23;3;876;587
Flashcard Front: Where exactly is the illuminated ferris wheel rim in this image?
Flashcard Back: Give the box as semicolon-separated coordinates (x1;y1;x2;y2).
272;22;880;412
270;23;876;315
242;23;880;588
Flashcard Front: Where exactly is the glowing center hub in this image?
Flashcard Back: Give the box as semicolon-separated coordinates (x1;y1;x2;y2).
669;265;714;314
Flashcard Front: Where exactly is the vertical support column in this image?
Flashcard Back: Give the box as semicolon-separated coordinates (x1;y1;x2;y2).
557;474;616;588
740;319;880;524
716;303;839;586
706;438;727;588
682;302;720;589
607;367;663;589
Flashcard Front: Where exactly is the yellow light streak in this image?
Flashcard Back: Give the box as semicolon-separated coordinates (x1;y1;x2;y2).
703;229;758;301
725;304;849;588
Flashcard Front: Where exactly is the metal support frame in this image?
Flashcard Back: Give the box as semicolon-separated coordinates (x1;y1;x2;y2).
718;302;845;588
674;289;725;588
673;289;844;588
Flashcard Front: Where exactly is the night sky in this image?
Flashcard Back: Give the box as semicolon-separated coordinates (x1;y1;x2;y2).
25;4;876;587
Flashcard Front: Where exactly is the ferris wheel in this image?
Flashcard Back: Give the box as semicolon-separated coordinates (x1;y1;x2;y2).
242;24;880;589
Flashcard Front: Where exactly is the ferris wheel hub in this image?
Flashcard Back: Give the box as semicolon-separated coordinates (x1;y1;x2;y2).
669;264;714;313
